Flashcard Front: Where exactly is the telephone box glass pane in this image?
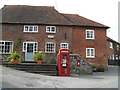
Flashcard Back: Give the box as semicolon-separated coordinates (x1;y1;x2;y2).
62;54;68;67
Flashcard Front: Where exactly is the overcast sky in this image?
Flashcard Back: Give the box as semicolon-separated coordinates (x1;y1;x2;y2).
0;0;119;42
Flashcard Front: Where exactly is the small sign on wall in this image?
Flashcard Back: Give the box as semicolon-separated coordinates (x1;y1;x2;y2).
39;51;44;53
48;35;54;38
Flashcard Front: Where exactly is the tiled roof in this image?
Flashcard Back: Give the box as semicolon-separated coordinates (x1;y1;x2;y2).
62;14;109;28
1;5;72;25
1;5;109;28
107;37;120;45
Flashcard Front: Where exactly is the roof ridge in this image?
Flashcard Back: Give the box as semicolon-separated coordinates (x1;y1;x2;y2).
62;13;78;15
4;5;55;8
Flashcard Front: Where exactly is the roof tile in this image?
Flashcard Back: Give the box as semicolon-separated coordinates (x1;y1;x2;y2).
1;5;109;28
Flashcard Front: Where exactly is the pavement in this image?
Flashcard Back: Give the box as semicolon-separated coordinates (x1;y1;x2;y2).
0;65;119;88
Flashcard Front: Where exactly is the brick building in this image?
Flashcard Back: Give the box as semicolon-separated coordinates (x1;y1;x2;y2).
0;5;110;67
107;37;120;65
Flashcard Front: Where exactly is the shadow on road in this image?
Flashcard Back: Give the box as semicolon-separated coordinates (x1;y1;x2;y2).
2;81;17;88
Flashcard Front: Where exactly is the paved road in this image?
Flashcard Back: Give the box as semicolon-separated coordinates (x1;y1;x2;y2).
0;65;118;88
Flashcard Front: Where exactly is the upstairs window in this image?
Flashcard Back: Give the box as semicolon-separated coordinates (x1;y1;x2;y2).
46;26;56;33
24;25;38;32
45;42;56;53
0;40;13;54
117;45;119;51
86;30;95;39
109;42;113;49
86;48;95;58
60;43;69;49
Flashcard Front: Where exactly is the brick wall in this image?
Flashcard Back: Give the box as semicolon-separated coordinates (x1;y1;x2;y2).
72;27;108;67
2;24;108;67
107;41;114;60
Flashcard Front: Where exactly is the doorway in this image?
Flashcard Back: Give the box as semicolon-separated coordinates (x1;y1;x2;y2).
23;42;37;61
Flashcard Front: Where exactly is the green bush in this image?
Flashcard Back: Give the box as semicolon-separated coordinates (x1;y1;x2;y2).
9;51;21;62
91;64;96;68
32;53;45;61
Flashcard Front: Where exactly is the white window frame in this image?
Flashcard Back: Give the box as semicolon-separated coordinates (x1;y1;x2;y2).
22;42;38;52
117;45;119;51
109;42;113;49
45;42;56;53
46;26;56;33
116;55;118;60
0;40;13;54
110;54;113;60
24;25;38;32
86;30;95;39
112;54;114;60
60;43;69;49
86;48;95;58
109;54;112;60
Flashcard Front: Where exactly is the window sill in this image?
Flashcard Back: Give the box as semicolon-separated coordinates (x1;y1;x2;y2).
86;57;95;59
0;53;11;54
23;32;38;33
86;38;95;40
46;32;56;34
109;47;113;49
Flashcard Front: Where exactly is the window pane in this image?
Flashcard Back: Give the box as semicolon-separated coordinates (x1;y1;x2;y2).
25;26;28;31
0;41;13;54
2;46;4;53
34;26;38;31
0;42;2;45
24;25;38;32
86;30;94;39
29;26;33;31
109;42;113;49
91;49;94;56
60;43;68;49
46;43;55;53
86;48;95;58
51;27;55;32
87;49;90;56
23;43;26;51
46;27;50;32
34;43;37;52
87;31;90;38
46;26;56;33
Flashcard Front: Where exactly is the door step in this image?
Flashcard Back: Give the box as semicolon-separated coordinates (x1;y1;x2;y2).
3;63;58;76
21;61;37;63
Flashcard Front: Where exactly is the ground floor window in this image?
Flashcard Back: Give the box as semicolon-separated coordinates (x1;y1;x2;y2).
109;54;112;60
112;54;114;60
86;48;95;58
45;42;56;53
115;55;119;60
60;43;69;49
0;40;13;54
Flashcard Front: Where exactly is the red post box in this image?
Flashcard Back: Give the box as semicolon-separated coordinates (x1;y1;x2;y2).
57;49;70;76
77;59;80;66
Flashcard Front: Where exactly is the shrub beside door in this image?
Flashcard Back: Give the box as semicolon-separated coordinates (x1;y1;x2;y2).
9;51;21;64
32;53;45;64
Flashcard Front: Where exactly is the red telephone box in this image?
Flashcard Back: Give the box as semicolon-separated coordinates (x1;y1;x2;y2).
57;49;70;76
